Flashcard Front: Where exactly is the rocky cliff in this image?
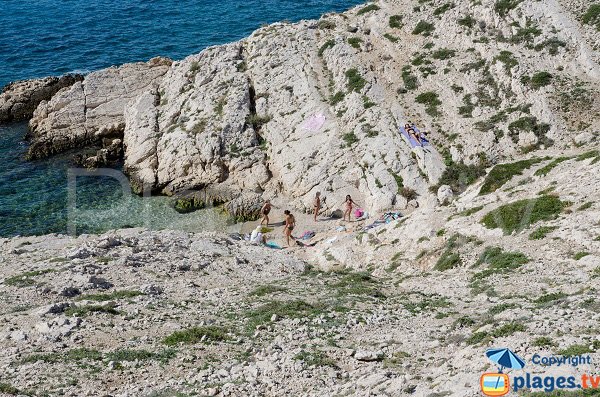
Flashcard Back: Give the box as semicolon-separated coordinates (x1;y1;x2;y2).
1;0;599;215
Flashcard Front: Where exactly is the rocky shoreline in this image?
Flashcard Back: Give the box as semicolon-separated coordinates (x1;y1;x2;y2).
0;0;599;394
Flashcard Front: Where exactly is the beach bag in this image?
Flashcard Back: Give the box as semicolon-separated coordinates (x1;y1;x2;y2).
354;208;364;218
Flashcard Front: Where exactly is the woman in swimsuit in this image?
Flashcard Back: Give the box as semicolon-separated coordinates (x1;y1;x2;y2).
283;210;296;247
313;192;321;222
342;195;359;222
260;200;272;226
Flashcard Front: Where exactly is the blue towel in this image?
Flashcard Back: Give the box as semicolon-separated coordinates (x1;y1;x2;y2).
399;124;429;147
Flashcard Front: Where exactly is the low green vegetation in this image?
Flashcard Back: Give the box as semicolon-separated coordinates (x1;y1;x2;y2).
435;162;486;193
558;343;596;357
534;292;568;306
434;250;462;271
488;303;517;315
432;48;456;60
383;33;399;43
332;271;385;298
247;114;272;129
4;269;56;287
528;226;558;240
77;290;142;302
534;37;567;55
573;252;590;260
317;20;336;30
535;157;572;176
345;68;367;92
415;91;441;116
401;66;419;90
401;294;452;315
582;4;600;31
249;285;287;297
412;20;435;36
472;246;529;280
294;350;337;367
459;206;484;217
357;3;380;15
244;300;326;331
467;322;526;345
342;132;359;147
389;14;403;28
576;150;600;162
0;383;23;396
578;202;593;211
163;326;229;346
493;51;519;75
64;302;120;317
479;158;542;194
457;15;476;28
20;347;176;365
494;0;523;17
330;91;345;105
318;39;335;57
481;195;565;234
530;71;553;89
348;37;363;49
507;116;551;146
533;337;555;347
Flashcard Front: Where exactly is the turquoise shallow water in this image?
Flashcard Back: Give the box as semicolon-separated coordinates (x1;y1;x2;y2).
0;0;364;237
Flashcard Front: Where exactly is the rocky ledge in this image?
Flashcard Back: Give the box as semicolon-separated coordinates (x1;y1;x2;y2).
0;74;83;123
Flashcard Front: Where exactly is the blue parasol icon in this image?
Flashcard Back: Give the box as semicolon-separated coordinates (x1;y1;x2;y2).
486;348;526;372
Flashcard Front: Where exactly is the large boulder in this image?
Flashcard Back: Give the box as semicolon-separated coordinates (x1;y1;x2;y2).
27;57;172;159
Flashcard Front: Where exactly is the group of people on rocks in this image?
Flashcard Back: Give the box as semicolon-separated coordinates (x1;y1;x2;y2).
257;192;360;247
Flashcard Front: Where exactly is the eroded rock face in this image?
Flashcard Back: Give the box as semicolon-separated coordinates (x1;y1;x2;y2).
13;0;600;214
26;57;172;159
0;75;83;123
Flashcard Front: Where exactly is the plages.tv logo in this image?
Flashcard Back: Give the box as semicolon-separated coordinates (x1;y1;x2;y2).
480;348;526;396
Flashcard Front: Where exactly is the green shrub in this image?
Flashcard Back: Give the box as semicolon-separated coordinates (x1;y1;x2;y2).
389;15;403;28
245;300;325;331
534;37;567;55
534;292;567;305
345;68;367;92
348;37;363;49
467;331;489;345
528;226;558;240
558;344;595;357
246;114;272;128
4;269;56;287
399;187;417;200
493;51;518;75
508;116;551;146
402;68;419;90
436;162;486;193
535;156;572;176
492;322;526;337
383;33;399;43
433;3;454;16
317;20;336;29
342;132;359;147
163;326;229;346
357;3;380;15
574;252;590;260
412;21;435;35
318;39;335;57
64;303;120;317
494;0;523;17
249;285;287;297
582;4;600;31
481;195;565;234
294;350;337;367
530;71;553;89
458;15;476;28
330;91;345;105
0;383;22;396
479;158;542;194
533;337;555;347
432;48;456;60
434;250;462;271
415;91;442;116
332;271;385;298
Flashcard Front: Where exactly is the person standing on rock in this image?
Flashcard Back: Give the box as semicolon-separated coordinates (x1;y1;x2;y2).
342;195;360;222
283;210;296;247
260;200;273;226
313;192;321;222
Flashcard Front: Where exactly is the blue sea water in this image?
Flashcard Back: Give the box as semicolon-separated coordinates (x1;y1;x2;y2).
0;0;364;237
